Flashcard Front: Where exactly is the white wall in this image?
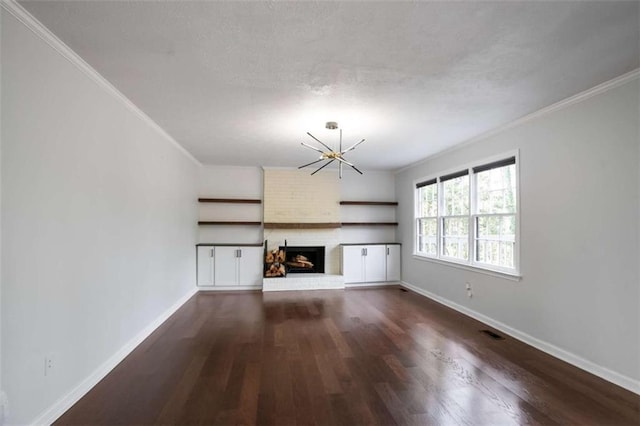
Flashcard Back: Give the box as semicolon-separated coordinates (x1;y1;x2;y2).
198;165;263;244
0;5;4;421
395;76;640;390
340;170;397;244
1;10;198;424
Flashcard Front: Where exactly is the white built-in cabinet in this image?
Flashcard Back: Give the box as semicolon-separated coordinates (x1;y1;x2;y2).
341;244;401;284
385;244;401;281
197;246;216;286
197;245;263;287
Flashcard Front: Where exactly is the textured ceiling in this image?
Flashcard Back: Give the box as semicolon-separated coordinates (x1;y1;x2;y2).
19;1;640;170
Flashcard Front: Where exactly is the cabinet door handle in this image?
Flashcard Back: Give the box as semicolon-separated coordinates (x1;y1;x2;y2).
363;248;368;256
238;249;242;258
210;249;214;258
387;247;390;256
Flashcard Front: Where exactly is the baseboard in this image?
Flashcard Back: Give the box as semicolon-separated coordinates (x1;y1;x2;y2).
30;287;198;425
197;286;262;292
400;281;640;395
345;281;399;289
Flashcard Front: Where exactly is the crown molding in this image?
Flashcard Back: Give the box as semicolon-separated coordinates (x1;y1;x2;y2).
0;0;201;167
395;68;640;174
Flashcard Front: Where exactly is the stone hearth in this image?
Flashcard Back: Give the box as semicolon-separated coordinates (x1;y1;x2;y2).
262;274;345;292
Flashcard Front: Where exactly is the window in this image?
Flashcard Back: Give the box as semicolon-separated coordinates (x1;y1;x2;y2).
414;154;519;275
474;159;517;269
441;170;469;261
416;178;437;256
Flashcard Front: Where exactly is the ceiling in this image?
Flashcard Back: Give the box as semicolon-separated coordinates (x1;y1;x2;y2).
19;1;640;171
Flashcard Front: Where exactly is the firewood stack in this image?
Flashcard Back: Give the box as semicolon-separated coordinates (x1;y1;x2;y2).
286;254;314;269
264;248;286;277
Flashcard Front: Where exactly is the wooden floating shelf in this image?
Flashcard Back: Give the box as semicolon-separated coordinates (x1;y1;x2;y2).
198;221;262;226
198;198;262;204
340;201;398;206
263;222;399;228
264;222;342;229
197;243;264;247
341;222;399;226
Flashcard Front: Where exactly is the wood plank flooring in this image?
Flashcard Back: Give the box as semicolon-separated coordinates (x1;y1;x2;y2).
55;287;640;425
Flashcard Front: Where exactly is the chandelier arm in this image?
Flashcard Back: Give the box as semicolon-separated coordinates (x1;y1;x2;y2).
341;138;365;154
338;130;343;181
298;158;325;169
348;163;364;175
301;142;325;154
335;157;356;167
335;157;363;174
307;132;335;153
311;159;334;175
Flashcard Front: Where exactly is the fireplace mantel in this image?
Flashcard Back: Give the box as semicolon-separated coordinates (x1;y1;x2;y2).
264;222;341;229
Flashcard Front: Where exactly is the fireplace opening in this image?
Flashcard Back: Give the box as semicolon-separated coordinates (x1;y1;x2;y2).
280;246;325;274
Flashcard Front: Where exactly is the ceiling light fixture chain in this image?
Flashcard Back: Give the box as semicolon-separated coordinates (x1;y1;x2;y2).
298;122;365;178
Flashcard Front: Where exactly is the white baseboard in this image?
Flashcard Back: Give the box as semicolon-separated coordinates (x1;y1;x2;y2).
345;281;399;288
30;287;198;425
400;281;640;395
197;286;262;292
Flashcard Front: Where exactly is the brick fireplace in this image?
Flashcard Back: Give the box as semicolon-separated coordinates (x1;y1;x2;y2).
262;168;344;291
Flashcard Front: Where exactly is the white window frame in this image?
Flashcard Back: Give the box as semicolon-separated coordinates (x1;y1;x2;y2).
412;150;521;278
439;171;470;263
415;179;438;257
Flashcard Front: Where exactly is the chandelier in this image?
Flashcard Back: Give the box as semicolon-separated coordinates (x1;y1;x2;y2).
298;122;365;178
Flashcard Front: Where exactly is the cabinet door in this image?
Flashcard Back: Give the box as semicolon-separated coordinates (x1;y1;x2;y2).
214;247;239;286
342;246;364;283
386;245;401;282
197;247;215;287
237;247;263;287
364;245;387;282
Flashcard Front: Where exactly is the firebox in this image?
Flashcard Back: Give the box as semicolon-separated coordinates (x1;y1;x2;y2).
280;246;325;274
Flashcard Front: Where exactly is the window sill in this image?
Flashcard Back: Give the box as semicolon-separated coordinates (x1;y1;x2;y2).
412;254;522;281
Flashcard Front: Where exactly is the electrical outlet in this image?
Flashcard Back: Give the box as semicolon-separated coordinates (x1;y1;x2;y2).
44;355;54;376
465;282;471;290
467;289;473;298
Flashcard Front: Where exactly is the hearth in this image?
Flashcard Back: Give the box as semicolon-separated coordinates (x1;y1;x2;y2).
280;246;325;274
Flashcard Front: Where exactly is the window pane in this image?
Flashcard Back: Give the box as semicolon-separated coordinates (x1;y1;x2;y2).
477;164;516;214
418;184;437;217
475;215;515;268
419;218;437;237
417;218;437;256
442;217;468;260
443;175;469;216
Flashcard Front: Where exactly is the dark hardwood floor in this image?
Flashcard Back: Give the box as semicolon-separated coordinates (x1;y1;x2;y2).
55;287;640;425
